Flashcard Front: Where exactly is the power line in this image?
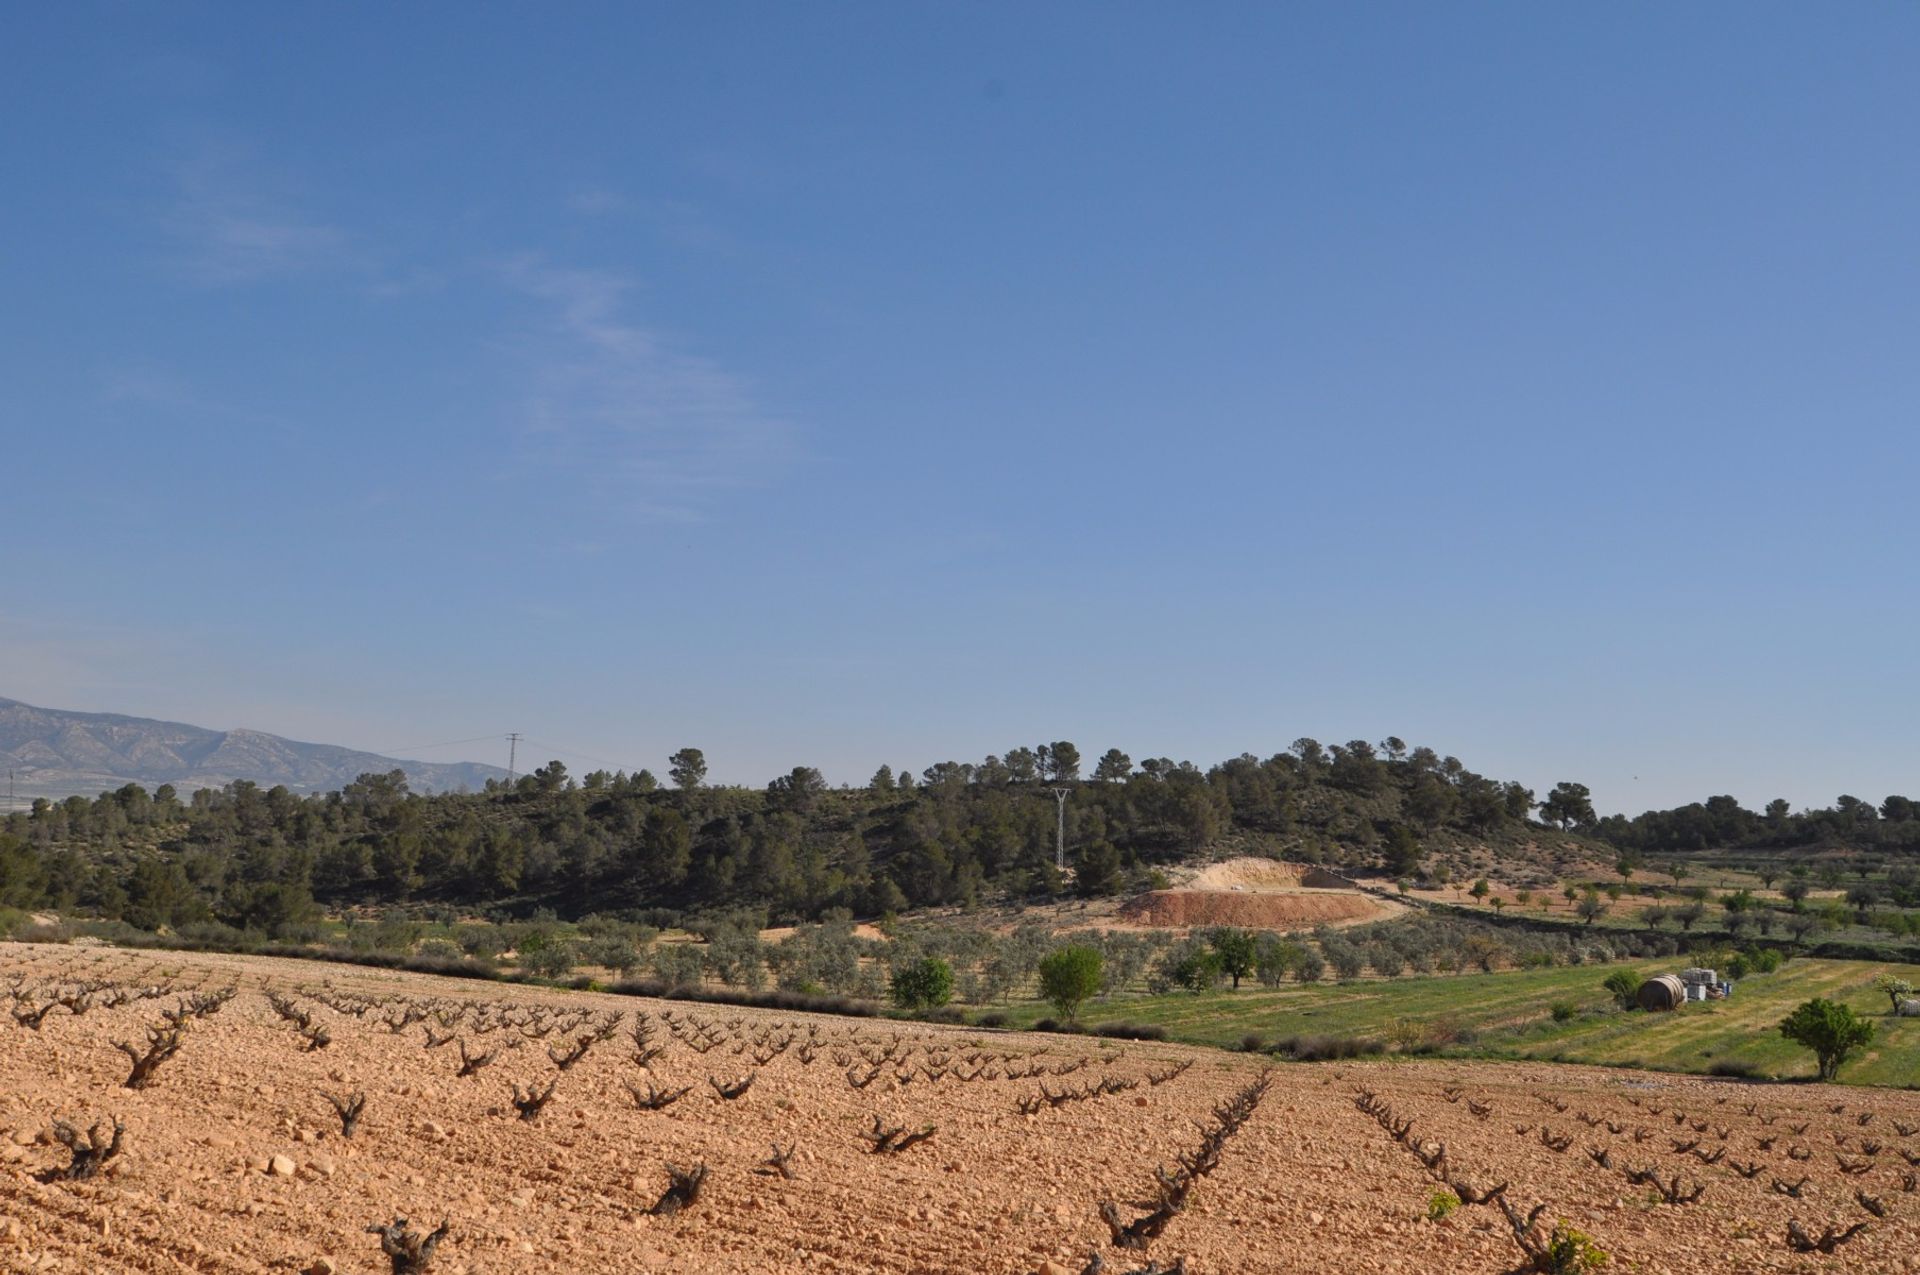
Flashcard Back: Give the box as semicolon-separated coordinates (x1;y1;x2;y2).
369;733;509;757
515;736;636;773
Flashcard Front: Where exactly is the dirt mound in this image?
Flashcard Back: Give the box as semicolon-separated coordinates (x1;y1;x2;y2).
1119;888;1382;928
1183;858;1302;890
1180;857;1356;892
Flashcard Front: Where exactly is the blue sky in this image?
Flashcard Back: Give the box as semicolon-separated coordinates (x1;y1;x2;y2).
4;5;1916;814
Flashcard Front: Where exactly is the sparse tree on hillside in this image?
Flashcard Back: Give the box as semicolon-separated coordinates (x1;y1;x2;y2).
1093;748;1133;783
1540;782;1595;831
1039;741;1081;782
667;748;707;790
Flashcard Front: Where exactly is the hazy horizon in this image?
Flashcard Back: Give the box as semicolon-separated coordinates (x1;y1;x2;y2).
5;6;1917;819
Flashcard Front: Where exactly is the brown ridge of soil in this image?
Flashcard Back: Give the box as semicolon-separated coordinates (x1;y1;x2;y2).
1117;888;1383;929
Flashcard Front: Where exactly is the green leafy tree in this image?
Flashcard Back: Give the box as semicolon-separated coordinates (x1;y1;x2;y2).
521;936;576;979
1253;933;1299;987
1037;945;1103;1022
1382;825;1421;877
1540;782;1595;830
667;747;707;790
1778;998;1875;1082
888;957;954;1011
1092;749;1133;783
1469;878;1490;904
1072;840;1121;898
1575;890;1609;926
1208;927;1257;989
1041;741;1082;782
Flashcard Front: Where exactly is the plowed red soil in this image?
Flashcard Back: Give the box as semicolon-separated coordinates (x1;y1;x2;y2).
1;942;1912;1274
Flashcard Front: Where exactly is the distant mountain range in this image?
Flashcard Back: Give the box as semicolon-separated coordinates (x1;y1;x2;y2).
0;697;507;805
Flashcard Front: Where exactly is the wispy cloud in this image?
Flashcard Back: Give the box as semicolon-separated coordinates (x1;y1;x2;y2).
162;145;351;285
501;256;794;520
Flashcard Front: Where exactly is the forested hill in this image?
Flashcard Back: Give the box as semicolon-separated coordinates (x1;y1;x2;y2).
1;739;1572;934
0;697;505;800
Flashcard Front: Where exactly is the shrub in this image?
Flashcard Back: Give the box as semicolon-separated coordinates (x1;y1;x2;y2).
1270;1034;1384;1061
1602;969;1640;1009
1037;945;1104;1022
1091;1021;1166;1041
1542;1224;1608;1273
1778;998;1875;1082
888;957;954;1011
1550;1001;1577;1023
1425;1191;1460;1222
1238;1032;1266;1053
974;1011;1009;1029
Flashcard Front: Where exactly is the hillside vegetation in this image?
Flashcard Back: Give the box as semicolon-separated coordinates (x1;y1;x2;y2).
2;738;1592;936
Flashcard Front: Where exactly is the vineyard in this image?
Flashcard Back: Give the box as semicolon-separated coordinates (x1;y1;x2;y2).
1;942;1914;1273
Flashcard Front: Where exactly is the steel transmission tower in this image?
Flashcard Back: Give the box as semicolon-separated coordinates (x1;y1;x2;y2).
1048;786;1070;871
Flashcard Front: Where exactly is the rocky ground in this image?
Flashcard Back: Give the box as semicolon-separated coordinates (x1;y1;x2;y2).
1;942;1912;1273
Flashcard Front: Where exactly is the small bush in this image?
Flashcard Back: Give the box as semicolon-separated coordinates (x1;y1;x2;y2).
1270;1033;1384;1061
1425;1191;1460;1222
973;1011;1009;1029
1707;1059;1761;1079
1091;1021;1167;1041
1238;1032;1266;1053
1602;969;1640;1009
1550;1001;1577;1023
1542;1223;1608;1273
1029;1017;1088;1034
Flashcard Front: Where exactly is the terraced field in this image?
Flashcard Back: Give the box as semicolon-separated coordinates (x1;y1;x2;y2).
1001;957;1920;1086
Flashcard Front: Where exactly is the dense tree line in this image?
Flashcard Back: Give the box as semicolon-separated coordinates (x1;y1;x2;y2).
2;737;1549;936
1589;792;1920;857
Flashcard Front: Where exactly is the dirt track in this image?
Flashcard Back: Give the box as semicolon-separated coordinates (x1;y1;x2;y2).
1;943;1912;1273
1116;889;1383;928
